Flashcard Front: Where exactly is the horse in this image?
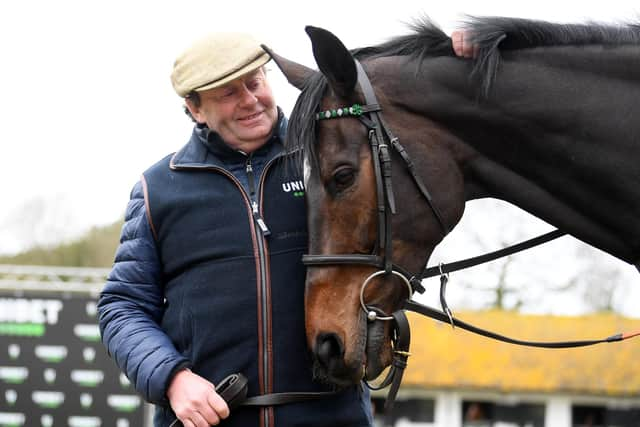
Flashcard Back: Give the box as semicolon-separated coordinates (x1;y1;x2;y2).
264;16;640;389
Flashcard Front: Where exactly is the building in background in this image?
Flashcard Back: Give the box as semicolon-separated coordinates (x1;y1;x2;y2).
373;311;640;427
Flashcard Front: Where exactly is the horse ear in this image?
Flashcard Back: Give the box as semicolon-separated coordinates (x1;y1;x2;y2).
305;26;357;98
261;45;315;91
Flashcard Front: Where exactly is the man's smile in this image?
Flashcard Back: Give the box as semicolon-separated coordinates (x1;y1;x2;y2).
238;111;263;122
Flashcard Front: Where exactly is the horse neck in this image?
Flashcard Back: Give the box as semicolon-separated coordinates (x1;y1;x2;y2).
376;49;640;264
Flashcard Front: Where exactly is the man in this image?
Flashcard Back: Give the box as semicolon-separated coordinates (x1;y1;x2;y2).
98;33;373;427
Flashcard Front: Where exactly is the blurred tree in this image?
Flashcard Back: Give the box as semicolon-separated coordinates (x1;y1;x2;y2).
0;220;122;267
428;200;630;315
573;245;623;313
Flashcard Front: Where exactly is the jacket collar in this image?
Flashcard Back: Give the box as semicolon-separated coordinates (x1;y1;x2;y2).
170;109;288;170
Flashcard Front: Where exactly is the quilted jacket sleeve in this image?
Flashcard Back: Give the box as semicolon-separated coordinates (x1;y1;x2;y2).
97;181;190;406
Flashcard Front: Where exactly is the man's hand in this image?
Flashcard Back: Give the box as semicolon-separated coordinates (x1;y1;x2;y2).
451;30;477;58
167;369;230;427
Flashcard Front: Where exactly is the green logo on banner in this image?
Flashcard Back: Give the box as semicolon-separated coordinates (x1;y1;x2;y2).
0;323;45;336
107;394;141;413
70;370;104;387
32;391;65;409
35;345;68;363
0;411;25;426
73;324;101;342
0;367;29;384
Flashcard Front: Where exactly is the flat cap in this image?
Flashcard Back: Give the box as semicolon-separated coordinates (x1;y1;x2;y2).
171;32;271;98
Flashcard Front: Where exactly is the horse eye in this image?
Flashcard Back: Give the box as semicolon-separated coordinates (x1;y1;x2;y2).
333;168;355;190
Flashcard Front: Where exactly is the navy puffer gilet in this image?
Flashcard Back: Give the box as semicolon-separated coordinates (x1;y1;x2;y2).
99;116;372;427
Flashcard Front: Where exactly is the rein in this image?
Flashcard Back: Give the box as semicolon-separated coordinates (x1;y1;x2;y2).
303;59;640;412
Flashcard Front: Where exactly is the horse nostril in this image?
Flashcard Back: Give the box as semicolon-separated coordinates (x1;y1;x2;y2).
315;332;344;368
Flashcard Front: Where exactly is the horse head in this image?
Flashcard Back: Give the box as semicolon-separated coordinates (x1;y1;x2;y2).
268;26;466;386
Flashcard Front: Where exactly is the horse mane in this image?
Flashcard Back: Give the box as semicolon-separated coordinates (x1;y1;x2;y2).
285;16;640;158
466;17;640;94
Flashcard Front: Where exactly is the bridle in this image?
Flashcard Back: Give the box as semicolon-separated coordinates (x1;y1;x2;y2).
303;60;449;297
301;59;640;412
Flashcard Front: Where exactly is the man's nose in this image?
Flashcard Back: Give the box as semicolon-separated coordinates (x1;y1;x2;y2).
238;84;258;106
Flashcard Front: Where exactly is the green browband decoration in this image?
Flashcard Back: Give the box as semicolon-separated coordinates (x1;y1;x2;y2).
315;104;363;120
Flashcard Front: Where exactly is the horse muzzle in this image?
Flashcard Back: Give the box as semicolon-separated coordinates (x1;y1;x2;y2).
313;331;365;386
311;317;392;387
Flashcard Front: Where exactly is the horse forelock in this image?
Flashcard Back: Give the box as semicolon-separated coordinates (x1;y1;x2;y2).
286;71;327;173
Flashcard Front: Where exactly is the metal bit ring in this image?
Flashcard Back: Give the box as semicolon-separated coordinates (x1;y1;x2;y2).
360;270;413;321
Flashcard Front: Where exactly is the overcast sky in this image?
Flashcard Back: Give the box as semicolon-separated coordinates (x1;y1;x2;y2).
1;0;638;315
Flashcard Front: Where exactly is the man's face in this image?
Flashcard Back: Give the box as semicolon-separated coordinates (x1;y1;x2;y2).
187;68;278;152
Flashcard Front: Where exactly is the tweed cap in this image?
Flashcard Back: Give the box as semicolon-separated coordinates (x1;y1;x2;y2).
171;32;271;98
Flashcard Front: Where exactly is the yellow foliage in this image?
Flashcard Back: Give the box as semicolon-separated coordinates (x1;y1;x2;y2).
402;310;640;396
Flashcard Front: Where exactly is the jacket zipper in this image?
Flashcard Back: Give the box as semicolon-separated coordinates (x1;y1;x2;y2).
246;155;272;427
251;152;296;427
246;158;271;236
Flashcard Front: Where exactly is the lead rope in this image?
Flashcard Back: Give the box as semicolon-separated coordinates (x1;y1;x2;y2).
167;374;338;426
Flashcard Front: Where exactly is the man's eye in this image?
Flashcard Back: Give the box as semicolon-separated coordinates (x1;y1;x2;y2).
247;79;261;90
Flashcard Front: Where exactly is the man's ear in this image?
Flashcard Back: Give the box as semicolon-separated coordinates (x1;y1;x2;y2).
184;98;205;124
